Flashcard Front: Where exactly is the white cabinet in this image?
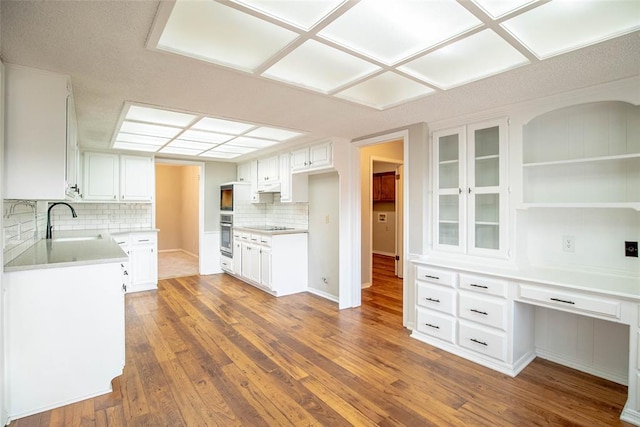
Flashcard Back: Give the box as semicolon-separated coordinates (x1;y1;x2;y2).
114;231;157;293
232;231;242;274
82;152;154;202
232;230;308;296
291;141;332;173
120;155;154;201
257;156;280;190
4;64;78;200
522;101;640;209
237;162;252;183
279;153;308;203
5;262;125;419
433;118;508;257
83;152;119;201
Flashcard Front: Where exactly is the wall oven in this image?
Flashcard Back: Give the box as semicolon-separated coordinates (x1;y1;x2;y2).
220;184;234;211
220;214;233;258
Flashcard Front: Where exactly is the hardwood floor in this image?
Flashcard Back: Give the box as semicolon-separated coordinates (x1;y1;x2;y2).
11;256;632;426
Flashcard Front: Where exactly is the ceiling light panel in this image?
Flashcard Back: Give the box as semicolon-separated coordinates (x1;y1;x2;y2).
198;151;244;159
168;139;218;150
335;72;436;110
208;144;257;154
159;146;204;156
399;29;529;90
501;0;640;59
471;0;537;19
317;0;483;65
157;0;300;72
245;127;303;141
120;121;183;138
115;133;169;146
125;104;196;126
262;39;380;93
179;129;235;144
192;117;256;134
228;136;281;148
231;0;347;30
112;142;160;152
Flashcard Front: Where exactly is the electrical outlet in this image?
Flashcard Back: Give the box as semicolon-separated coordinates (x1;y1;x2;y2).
626;241;638;258
562;235;575;252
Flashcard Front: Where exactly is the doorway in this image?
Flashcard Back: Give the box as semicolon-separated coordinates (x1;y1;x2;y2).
155;160;204;279
360;140;404;313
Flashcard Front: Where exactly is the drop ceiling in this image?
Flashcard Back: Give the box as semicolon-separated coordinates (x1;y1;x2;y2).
1;0;639;162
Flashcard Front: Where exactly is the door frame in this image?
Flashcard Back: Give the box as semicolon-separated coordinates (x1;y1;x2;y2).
153;158;205;274
369;156;403;281
353;130;410;326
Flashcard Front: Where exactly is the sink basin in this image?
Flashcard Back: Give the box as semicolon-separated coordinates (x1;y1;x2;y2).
52;235;103;242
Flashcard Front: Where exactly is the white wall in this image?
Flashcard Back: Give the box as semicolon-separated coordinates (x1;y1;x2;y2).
308;172;339;300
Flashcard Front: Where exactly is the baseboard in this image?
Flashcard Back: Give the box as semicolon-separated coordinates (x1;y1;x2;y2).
158;248;199;258
361;282;371;289
536;349;628;385
306;288;339;303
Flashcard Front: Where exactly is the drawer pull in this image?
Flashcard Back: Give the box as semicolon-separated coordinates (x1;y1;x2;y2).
424;323;440;330
550;297;575;305
137;239;150;242
470;338;488;346
425;297;441;303
424;274;440;280
470;308;488;316
470;283;488;289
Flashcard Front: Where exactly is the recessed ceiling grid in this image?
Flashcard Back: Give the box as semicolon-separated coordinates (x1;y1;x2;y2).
147;0;639;111
111;103;306;158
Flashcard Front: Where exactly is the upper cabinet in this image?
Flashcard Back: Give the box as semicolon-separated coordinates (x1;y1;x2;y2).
291;141;332;173
522;101;640;210
257;156;280;191
373;172;396;202
82;152;154;202
433;118;508;258
4;64;79;200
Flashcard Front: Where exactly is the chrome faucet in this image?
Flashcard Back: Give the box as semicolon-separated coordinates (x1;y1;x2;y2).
46;202;77;239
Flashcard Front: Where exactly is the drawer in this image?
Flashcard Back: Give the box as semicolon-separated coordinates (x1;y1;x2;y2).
458;293;508;330
415;308;456;344
416;282;456;315
130;232;157;245
113;235;130;247
458;322;507;362
415;266;456;287
459;274;508;298
220;256;232;272
258;235;272;246
518;284;621;320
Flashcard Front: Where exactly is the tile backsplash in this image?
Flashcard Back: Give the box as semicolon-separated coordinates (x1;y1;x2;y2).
3;200;152;264
234;194;308;229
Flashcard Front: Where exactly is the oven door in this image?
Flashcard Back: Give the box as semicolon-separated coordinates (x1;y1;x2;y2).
220;222;233;257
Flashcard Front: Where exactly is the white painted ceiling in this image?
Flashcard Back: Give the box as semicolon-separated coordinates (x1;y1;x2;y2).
1;1;639;162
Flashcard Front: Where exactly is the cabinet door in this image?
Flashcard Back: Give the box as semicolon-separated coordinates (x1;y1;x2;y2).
241;243;260;283
4;65;70;200
309;142;332;169
65;97;80;198
233;239;242;274
83;152;119;201
130;244;157;287
260;247;272;290
237;162;251;183
279;154;292;202
467;119;508;256
257;156;279;189
120;155;153;201
291;148;310;172
433;126;466;252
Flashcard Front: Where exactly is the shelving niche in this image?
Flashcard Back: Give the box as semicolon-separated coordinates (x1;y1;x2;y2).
522;101;640;209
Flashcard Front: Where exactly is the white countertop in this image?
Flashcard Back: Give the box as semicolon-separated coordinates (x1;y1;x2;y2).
234;226;308;235
4;231;129;272
410;255;640;301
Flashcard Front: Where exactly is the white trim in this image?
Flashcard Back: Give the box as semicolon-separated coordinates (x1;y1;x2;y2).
306;288;339;303
352;129;410;325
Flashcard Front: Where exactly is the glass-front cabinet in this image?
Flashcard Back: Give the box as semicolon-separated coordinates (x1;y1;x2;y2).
433;118;508;258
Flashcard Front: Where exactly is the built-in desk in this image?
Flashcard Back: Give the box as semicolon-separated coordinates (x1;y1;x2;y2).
410;257;640;425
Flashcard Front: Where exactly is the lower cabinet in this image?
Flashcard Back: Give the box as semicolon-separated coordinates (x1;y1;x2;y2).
5;262;125;419
114;230;158;293
230;230;307;296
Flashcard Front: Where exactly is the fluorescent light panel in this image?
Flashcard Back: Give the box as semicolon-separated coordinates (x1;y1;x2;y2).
149;0;638;110
111;103;305;159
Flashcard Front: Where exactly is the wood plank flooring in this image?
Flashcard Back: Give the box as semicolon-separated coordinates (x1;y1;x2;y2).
11;255;632;426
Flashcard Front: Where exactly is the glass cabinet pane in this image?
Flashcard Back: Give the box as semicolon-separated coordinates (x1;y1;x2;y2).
475;193;499;250
439;134;459;162
439;133;459;189
439;163;459;189
475;126;499;187
439;195;459;246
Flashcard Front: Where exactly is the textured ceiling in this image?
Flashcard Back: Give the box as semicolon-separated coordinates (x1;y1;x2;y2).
1;1;639;161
